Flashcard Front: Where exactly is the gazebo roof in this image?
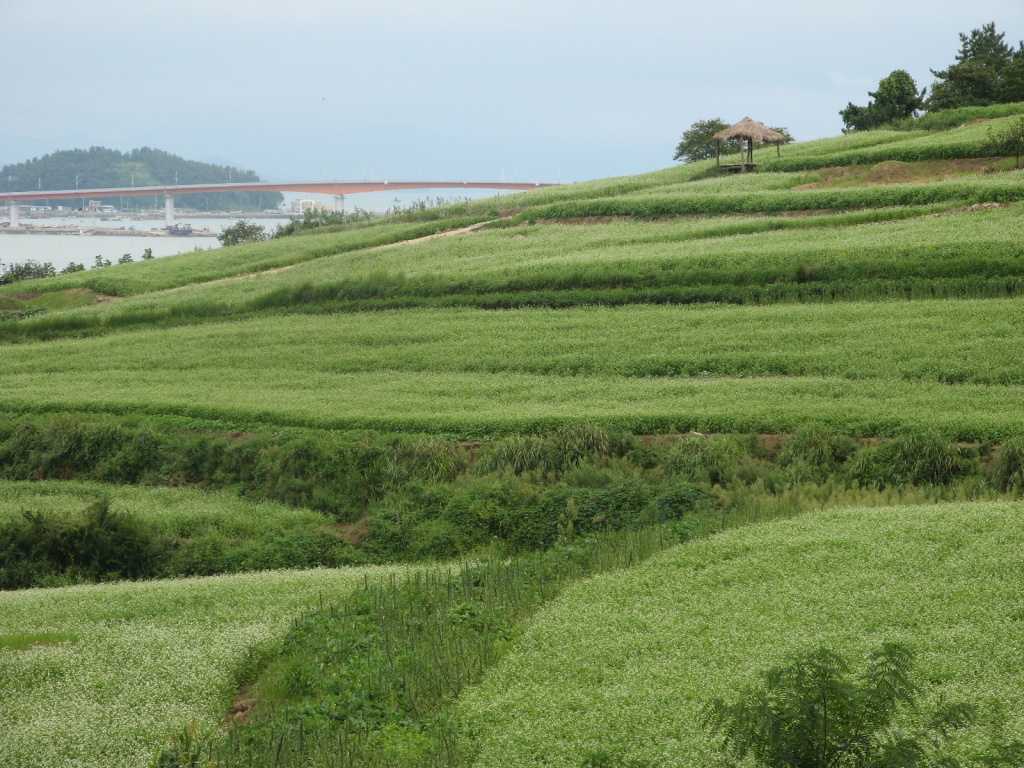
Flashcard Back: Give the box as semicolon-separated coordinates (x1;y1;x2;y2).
712;117;787;143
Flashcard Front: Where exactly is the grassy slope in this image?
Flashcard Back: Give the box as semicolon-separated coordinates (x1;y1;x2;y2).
0;134;1023;436
1;120;1023;445
459;502;1024;767
0;564;412;768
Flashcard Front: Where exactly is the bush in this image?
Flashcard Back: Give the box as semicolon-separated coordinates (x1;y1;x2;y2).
476;424;613;476
651;481;713;521
847;431;975;487
705;642;977;768
217;220;268;246
0;497;163;589
989;435;1024;490
664;434;751;485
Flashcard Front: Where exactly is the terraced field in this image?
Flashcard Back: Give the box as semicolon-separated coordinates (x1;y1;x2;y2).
2;103;1024;768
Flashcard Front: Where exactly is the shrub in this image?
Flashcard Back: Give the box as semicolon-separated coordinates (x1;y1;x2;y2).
651;481;713;521
0;497;163;588
705;642;977;768
847;431;976;487
664;434;751;485
989;435;1024;490
475;424;613;476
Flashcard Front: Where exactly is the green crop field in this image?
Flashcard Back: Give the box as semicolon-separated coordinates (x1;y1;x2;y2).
2;299;1024;437
0;564;411;768
3;105;1024;768
459;502;1024;768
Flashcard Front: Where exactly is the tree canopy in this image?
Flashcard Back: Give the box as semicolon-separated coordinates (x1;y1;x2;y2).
217;220;269;246
928;22;1024;110
840;70;927;131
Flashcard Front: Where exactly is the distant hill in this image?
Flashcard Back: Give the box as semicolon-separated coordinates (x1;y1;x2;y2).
0;146;284;212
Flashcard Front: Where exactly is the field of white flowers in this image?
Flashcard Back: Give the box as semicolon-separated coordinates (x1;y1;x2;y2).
0;564;410;768
459;502;1024;767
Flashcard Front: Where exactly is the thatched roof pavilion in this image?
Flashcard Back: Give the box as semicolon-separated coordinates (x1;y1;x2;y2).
712;117;787;169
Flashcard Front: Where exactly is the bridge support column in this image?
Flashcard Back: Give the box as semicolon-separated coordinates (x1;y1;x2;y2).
164;195;175;226
334;195;345;213
8;202;18;228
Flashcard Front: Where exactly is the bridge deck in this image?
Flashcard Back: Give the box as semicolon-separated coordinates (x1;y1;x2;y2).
0;180;558;203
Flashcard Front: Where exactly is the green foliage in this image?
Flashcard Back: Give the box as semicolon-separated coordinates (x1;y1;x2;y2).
841;70;927;131
673;118;735;163
476;424;614;475
780;424;855;469
705;642;975;768
0;259;57;284
989;435;1024;490
664;434;752;485
980;116;1024;165
217;219;268;246
848;431;976;488
0;496;162;588
274;207;351;237
929;23;1024;111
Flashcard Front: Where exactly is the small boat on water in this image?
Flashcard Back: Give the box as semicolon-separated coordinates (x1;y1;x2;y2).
166;223;194;235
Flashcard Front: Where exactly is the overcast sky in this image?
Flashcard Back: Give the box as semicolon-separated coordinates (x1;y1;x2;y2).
3;0;1022;192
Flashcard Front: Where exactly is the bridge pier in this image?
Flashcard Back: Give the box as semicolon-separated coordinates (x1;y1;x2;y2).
164;195;174;226
8;202;19;228
334;195;345;213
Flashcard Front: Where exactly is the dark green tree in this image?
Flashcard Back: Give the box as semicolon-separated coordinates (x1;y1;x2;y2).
673;118;734;163
840;70;926;131
0;260;57;284
217;220;268;246
928;23;1024;110
704;643;977;768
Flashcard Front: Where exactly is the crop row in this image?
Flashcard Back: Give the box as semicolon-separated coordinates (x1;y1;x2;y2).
7;300;1024;383
3;304;1024;437
524;172;1024;219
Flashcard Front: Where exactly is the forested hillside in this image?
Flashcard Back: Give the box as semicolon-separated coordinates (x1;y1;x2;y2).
0;146;283;211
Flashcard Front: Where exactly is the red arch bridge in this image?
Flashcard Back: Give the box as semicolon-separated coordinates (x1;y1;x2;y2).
0;179;560;227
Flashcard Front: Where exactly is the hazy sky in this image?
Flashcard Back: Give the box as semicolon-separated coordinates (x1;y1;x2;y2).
3;0;1022;191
